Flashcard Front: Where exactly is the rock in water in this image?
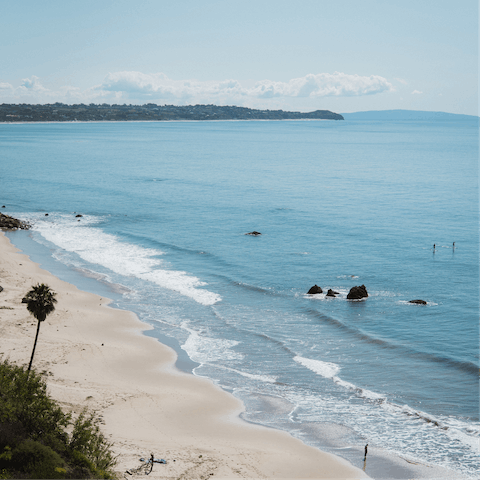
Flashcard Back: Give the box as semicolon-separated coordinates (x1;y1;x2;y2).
307;285;323;294
0;213;30;230
246;231;261;236
347;285;368;300
409;299;427;305
326;289;339;297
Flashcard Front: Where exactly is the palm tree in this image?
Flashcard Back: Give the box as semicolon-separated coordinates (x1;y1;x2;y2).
25;283;57;372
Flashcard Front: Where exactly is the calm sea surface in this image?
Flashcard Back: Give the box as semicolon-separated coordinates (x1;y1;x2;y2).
1;118;478;477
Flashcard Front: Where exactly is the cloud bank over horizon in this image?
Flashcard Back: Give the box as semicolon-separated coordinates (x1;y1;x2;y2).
0;71;394;108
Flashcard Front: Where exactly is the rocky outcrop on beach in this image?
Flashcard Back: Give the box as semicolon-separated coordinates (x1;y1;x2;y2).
347;285;368;300
0;213;30;230
307;285;323;294
409;299;427;305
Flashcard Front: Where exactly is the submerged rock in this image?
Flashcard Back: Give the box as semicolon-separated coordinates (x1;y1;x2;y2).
307;285;323;294
326;289;339;297
347;285;368;300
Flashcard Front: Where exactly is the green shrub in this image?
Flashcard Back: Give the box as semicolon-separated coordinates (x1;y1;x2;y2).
69;410;117;473
0;359;117;479
9;439;65;479
0;360;69;450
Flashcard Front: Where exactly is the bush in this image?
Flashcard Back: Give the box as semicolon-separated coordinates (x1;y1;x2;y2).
0;359;117;479
69;410;117;474
0;360;69;450
7;439;65;479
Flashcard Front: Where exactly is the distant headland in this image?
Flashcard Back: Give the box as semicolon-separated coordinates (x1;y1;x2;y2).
0;103;344;122
341;109;478;121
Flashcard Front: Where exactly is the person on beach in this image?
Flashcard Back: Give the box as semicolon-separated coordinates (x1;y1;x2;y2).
363;444;368;471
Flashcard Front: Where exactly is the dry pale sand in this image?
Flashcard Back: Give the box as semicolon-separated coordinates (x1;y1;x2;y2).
0;231;369;480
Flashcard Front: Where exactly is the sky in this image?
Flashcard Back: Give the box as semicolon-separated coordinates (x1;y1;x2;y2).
1;0;478;115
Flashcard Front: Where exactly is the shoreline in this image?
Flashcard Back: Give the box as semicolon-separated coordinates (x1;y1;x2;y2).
0;231;368;479
0;118;334;125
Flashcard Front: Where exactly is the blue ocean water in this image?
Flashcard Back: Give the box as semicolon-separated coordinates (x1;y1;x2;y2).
1;118;478;478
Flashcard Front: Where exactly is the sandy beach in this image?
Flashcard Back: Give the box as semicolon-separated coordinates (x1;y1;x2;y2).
0;231;369;480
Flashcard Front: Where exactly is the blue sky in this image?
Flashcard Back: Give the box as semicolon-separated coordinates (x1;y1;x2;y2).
1;0;478;114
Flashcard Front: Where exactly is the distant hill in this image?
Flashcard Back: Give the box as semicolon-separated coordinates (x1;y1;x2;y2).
341;109;478;121
0;104;344;122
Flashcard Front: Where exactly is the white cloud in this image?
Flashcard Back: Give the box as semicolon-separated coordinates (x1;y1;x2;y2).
98;71;393;102
0;71;394;106
18;75;48;93
411;90;423;95
99;71;247;101
0;82;14;94
250;73;394;98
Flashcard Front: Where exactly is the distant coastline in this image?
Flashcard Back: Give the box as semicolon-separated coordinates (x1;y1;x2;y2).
1;104;476;124
0;103;344;122
341;109;478;120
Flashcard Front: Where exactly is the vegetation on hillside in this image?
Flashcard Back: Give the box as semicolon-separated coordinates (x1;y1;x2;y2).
0;359;117;479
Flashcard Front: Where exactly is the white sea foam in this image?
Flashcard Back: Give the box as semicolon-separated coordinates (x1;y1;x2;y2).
181;329;244;364
28;214;221;306
294;356;387;402
445;419;480;454
214;365;277;384
294;355;340;378
333;377;387;403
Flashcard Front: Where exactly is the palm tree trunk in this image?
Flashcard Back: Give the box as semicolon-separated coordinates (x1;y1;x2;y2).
27;320;41;372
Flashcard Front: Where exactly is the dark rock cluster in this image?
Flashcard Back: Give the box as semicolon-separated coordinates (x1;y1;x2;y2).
346;285;369;300
307;284;428;305
0;213;30;230
307;284;369;299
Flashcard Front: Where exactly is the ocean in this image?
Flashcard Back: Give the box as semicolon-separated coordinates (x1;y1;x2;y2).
1;117;478;478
